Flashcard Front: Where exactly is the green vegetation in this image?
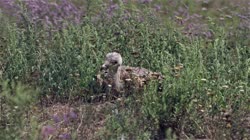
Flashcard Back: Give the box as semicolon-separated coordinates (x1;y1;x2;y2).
0;0;249;139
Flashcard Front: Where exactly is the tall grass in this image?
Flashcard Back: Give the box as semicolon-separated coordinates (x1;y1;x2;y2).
0;81;39;139
0;0;249;139
100;26;249;139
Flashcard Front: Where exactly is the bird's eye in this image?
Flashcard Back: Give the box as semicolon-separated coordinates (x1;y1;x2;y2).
112;61;118;64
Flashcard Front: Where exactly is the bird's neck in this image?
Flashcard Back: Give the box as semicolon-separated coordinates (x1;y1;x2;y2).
114;66;123;91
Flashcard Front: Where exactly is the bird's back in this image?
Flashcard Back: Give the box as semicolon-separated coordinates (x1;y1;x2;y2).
118;66;164;90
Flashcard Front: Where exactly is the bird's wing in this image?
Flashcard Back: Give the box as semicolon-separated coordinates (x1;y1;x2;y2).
119;66;163;88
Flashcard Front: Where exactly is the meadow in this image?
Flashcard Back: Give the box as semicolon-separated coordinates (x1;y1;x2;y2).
0;0;249;139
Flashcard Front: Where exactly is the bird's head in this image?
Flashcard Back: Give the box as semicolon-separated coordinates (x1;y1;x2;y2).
101;52;122;73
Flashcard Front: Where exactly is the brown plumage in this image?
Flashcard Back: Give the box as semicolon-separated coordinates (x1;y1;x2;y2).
97;52;164;93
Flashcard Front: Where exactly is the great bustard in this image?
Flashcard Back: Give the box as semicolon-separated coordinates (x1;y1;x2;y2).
96;52;164;93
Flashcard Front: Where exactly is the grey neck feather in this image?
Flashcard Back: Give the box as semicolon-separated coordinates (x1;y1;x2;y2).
114;66;123;91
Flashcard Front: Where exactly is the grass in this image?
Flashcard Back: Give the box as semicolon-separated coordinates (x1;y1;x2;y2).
0;0;249;139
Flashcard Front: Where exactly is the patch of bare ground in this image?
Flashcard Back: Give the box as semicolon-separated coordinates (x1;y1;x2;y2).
191;108;250;140
36;100;115;140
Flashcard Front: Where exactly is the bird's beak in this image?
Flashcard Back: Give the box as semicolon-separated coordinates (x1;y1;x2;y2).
100;64;108;71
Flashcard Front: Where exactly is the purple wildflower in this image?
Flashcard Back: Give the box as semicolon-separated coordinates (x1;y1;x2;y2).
59;133;71;139
52;114;62;123
107;3;120;18
0;0;20;17
25;0;83;28
63;114;69;124
69;111;78;119
1;0;84;29
154;4;161;11
41;125;56;138
140;0;153;4
122;0;128;4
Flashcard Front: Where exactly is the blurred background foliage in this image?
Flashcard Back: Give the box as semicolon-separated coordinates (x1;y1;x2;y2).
0;0;249;139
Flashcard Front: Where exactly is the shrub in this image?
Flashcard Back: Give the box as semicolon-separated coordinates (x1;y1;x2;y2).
0;81;39;139
0;0;249;139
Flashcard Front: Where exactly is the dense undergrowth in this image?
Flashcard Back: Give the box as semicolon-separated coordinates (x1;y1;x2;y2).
0;0;249;139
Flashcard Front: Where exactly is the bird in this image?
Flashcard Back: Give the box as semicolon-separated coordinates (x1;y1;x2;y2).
96;52;164;94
